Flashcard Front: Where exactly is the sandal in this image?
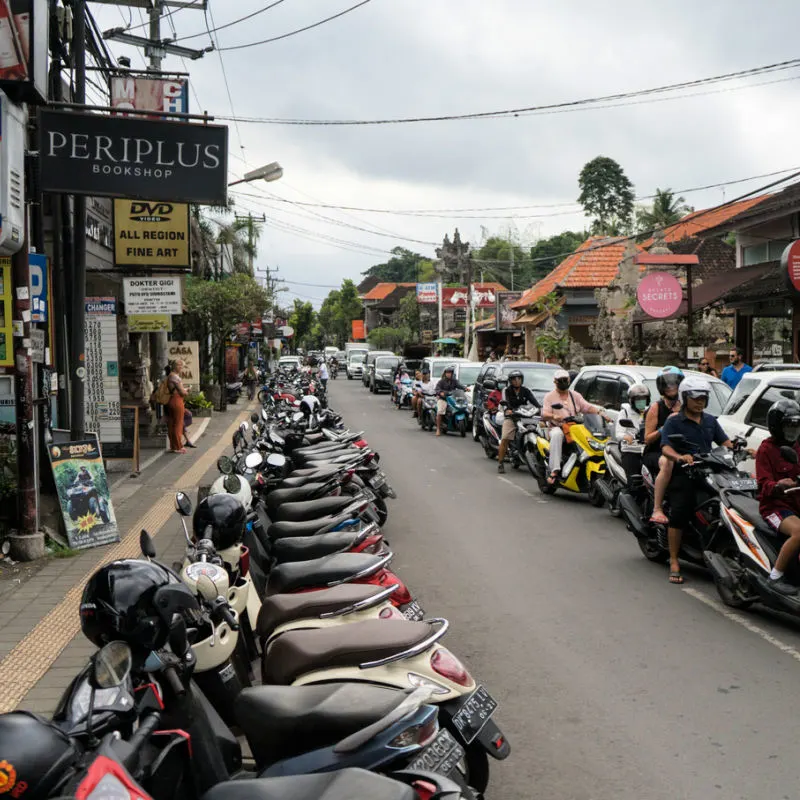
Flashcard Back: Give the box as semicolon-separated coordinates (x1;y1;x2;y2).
547;471;559;485
650;511;669;525
669;571;684;585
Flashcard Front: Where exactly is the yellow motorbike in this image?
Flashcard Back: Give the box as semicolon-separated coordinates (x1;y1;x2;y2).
530;410;610;505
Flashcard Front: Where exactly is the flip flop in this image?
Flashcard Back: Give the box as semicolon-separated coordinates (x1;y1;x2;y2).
669;571;684;585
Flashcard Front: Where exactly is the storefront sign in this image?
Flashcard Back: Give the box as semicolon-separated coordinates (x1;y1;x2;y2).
167;340;198;391
85;297;121;443
110;75;188;117
496;291;523;332
0;257;11;366
28;252;47;321
128;313;171;333
442;285;499;309
636;272;683;319
416;282;438;304
113;199;190;269
351;320;364;340
37;109;228;205
782;240;800;296
123;276;182;315
48;437;119;550
0;0;47;103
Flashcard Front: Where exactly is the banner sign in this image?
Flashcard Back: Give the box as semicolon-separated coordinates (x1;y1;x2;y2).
85;297;121;443
128;313;171;333
0;0;47;103
442;285;499;309
637;272;683;319
351;319;365;340
416;282;438;304
168;340;199;391
110;75;188;117
781;240;800;296
113;199;190;269
49;437;119;550
496;291;523;332
28;252;47;321
37;109;228;205
0;257;12;366
123;276;182;315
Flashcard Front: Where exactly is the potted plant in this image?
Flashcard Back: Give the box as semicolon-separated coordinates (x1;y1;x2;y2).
185;391;214;418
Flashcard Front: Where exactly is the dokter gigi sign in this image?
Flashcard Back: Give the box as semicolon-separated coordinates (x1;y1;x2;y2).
37;109;228;205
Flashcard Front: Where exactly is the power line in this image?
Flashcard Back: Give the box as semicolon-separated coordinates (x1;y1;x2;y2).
213;58;800;124
176;0;289;42
123;0;204;33
218;0;374;52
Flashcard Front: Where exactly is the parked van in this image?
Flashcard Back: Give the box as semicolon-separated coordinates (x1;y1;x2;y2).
346;349;370;380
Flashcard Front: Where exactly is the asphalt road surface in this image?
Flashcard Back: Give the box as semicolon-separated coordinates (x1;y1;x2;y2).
331;377;800;800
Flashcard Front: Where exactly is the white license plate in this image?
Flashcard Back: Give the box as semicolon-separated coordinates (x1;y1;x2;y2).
451;685;498;744
402;600;425;621
372;475;386;489
729;478;757;491
409;728;465;777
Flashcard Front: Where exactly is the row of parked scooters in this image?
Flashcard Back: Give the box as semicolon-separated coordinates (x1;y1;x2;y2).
1;388;508;800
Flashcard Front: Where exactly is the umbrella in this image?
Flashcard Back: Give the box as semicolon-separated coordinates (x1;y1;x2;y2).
433;337;459;344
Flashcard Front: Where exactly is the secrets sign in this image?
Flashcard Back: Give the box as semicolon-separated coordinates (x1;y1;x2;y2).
37;109;228;205
113;199;190;269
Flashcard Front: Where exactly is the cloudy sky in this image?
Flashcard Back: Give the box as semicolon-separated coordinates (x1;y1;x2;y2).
91;0;800;305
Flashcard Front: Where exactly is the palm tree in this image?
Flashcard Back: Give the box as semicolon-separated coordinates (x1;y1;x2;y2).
213;217;263;276
636;188;692;232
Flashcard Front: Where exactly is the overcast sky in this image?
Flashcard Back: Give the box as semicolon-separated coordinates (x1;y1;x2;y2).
91;0;800;306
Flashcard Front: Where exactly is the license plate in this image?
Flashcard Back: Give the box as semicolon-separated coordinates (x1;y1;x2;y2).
730;478;758;491
451;686;498;744
401;600;425;621
372;475;386;489
409;728;465;777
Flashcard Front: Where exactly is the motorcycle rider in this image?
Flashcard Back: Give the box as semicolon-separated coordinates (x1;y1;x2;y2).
647;367;684;525
660;376;733;584
412;367;435;418
497;369;537;474
756;399;800;595
541;369;610;483
615;383;650;443
434;365;465;437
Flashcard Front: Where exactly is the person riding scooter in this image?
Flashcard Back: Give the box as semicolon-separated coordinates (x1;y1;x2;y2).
646;366;684;525
756;399;800;595
497;369;537;474
615;383;651;482
412;367;435;419
541;369;609;484
434;365;465;437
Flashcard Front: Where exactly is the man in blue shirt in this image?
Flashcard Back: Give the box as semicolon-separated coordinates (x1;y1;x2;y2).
660;376;733;585
720;346;752;390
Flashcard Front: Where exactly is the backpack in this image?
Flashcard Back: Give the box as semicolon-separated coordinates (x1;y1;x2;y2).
154;377;172;406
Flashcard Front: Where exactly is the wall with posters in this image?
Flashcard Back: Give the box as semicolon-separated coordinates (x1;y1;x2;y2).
84;297;121;443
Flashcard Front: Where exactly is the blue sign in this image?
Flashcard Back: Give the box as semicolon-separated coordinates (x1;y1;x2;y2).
29;254;48;322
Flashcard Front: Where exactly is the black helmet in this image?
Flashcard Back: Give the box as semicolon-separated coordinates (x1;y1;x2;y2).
193;494;247;550
80;559;191;650
767;398;800;443
444;364;456;374
0;711;80;800
627;383;651;413
507;369;524;384
655;366;684;395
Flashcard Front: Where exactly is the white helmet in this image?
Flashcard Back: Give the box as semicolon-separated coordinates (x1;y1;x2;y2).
678;375;711;407
300;394;321;417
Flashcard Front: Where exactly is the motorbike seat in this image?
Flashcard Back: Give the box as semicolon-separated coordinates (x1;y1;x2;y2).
281;465;340;482
266;483;327;512
267;512;356;541
271;530;366;563
202;769;414;800
263;619;433;685
256;583;389;640
266;552;385;595
303;432;326;445
294;442;351;455
293;452;358;467
728;493;776;534
272;495;355;522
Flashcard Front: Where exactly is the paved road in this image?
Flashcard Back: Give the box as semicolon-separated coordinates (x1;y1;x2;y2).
331;378;800;800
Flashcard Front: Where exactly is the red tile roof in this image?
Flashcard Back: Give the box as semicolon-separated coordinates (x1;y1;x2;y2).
361;282;415;301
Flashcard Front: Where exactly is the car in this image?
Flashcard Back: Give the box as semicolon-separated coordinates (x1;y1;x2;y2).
717;371;800;471
335;350;347;370
471;361;562;441
277;356;302;373
346;349;369;380
362;351;395;387
751;362;800;372
420;356;470;380
453;362;483;417
369;355;402;393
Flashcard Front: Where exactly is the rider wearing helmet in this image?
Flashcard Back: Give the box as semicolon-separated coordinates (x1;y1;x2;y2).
497;369;537;474
756;399;800;594
660;375;733;584
615;383;650;444
646;366;684;526
433;365;465;437
412;366;435;418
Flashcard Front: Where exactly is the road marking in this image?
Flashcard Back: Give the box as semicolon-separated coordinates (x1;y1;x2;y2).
498;475;533;496
0;408;251;713
682;586;800;665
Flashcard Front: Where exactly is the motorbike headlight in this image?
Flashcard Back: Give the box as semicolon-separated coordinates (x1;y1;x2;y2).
588;438;605;451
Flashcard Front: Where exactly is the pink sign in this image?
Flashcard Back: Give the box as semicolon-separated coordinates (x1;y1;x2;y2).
637;272;683;318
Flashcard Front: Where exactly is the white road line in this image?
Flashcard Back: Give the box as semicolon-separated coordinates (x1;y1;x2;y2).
682;586;800;664
498;475;533;496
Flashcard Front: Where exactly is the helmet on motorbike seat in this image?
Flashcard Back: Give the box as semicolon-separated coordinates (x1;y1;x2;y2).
0;711;80;800
656;366;684;395
767;398;800;443
300;395;320;417
80;559;193;650
192;493;247;550
627;383;651;413
677;375;711;408
507;369;524;384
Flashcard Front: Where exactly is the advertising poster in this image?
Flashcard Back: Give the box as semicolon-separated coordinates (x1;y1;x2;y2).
49;438;119;550
0;0;47;102
496;291;523;332
416;283;438;304
225;345;240;382
168;340;198;391
123;276;182;315
28;252;47;321
0;258;12;366
113;200;190;269
128;314;172;333
110;75;188;117
441;285;499;308
85;297;122;443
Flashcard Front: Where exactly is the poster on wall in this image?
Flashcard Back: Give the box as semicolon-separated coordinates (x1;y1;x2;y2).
495;291;523;332
110;75;188;117
0;258;13;366
113;200;190;269
416;283;438;304
49;437;119;550
123;276;182;315
168;340;198;391
0;0;48;103
225;344;240;383
85;297;121;443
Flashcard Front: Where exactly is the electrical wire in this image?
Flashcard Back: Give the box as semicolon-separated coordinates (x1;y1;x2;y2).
122;0;204;33
175;0;289;42
218;0;374;52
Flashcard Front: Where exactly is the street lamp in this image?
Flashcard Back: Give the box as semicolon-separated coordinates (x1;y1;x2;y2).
228;162;284;187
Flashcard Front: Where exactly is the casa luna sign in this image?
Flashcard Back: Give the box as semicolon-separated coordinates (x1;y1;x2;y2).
37;109;228;205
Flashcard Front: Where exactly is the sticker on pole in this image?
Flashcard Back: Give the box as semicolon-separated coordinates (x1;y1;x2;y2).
637;272;683;319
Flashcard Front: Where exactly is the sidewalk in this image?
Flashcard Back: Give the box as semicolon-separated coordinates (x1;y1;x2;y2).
0;402;254;715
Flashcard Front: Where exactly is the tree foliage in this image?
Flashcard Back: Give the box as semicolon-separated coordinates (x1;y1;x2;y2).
578;156;635;235
529;231;587;282
289;299;317;349
367;326;410;352
362;247;429;282
635;188;691;233
317;279;364;346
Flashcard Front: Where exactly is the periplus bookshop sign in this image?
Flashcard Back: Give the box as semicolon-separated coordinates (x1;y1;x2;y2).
123;276;182;315
113;199;190;269
36;109;228;205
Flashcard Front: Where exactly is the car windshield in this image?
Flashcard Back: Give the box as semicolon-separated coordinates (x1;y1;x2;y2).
511;366;560;391
431;362;459;378
349;352;366;363
376;357;400;370
456;364;481;385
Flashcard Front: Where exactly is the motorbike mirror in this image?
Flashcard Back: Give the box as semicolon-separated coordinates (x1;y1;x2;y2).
195;574;219;603
780;445;799;464
250;413;259;424
217;456;233;475
245;452;263;469
223;474;241;494
618;418;636;429
139;529;157;559
168;614;190;658
91;641;133;690
551;403;564;410
174;491;193;516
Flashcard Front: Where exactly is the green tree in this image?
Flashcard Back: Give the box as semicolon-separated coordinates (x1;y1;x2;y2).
316;279;364;347
289;299;317;349
578;156;635;235
529;231;587;281
473;236;526;287
367;326;410;352
362;247;424;282
635;188;691;233
397;292;421;341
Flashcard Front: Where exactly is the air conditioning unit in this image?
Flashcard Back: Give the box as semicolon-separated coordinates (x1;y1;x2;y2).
0;88;25;255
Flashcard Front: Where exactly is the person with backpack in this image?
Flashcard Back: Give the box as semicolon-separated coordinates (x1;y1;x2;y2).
155;360;190;453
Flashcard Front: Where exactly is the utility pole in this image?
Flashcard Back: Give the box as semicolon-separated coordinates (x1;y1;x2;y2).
235;213;266;275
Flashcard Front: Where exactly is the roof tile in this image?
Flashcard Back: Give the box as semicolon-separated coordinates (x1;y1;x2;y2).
362;282;415;301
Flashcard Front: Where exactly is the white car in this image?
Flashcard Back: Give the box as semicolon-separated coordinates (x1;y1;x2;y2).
278;356;302;372
717;371;800;472
454;362;482;416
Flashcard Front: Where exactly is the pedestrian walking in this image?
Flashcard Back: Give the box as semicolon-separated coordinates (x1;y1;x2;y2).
697;358;718;378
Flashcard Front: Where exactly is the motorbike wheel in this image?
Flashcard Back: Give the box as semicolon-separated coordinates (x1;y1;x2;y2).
714;547;755;609
471;412;481;442
536;475;557;495
587;479;605;508
462;744;490;796
637;536;669;563
458;418;467;438
483;438;495;460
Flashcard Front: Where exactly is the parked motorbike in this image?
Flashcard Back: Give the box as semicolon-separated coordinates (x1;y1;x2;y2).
226;381;243;404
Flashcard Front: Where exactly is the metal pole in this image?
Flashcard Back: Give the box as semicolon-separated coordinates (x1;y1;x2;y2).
437;275;443;341
464;253;473;359
686;263;694;341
